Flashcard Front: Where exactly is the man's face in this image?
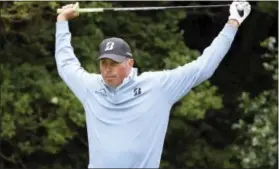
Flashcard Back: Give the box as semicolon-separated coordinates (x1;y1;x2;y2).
99;58;134;88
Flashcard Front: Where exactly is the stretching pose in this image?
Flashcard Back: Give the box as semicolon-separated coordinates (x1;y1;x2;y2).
55;0;251;168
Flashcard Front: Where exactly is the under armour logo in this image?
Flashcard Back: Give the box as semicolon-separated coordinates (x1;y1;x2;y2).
134;87;141;96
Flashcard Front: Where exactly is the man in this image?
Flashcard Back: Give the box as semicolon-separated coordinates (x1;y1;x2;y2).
55;0;251;168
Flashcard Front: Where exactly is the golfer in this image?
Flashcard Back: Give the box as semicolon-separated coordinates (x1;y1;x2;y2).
55;0;251;168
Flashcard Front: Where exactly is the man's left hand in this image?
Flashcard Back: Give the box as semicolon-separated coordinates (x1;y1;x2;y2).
228;0;251;26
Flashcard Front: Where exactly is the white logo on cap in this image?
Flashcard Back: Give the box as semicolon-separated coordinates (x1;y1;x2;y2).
104;41;115;51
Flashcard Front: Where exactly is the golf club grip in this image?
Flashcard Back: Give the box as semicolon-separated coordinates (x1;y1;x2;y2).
57;8;104;14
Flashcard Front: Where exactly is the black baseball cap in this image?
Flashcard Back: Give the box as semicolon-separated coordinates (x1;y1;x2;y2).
98;37;133;63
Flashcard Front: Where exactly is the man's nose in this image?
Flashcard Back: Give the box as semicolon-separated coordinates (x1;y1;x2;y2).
105;65;112;72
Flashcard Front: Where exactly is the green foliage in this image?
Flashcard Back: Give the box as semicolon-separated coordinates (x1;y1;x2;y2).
256;1;278;17
232;37;278;169
261;37;278;81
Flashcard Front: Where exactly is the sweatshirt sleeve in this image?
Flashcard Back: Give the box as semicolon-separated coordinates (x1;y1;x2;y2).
157;23;238;105
55;21;95;103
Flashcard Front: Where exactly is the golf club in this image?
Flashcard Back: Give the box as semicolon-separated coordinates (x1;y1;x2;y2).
57;2;231;14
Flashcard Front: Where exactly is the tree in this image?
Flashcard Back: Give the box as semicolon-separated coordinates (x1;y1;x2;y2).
231;37;278;169
1;1;277;169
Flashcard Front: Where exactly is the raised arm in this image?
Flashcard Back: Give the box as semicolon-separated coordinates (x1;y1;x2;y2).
55;3;96;103
156;0;251;105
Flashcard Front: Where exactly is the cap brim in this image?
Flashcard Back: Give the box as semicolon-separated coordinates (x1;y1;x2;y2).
98;54;126;63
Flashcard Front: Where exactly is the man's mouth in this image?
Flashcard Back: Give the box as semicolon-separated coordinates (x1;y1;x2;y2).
105;76;116;79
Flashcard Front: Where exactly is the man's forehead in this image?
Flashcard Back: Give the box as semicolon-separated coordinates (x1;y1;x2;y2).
100;58;120;63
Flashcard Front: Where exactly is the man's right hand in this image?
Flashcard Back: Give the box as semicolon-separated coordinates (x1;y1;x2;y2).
57;3;79;22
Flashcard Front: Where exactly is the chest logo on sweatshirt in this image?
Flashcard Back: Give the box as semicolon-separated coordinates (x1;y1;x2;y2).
134;87;142;96
95;88;107;97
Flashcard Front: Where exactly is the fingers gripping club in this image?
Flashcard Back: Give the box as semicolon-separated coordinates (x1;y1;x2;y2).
57;2;104;14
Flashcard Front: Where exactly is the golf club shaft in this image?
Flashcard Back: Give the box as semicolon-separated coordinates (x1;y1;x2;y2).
57;4;230;14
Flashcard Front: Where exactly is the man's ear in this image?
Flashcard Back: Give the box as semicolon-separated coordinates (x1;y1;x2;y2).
128;59;134;67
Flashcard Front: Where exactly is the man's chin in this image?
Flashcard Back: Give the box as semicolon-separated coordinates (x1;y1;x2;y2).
105;80;118;88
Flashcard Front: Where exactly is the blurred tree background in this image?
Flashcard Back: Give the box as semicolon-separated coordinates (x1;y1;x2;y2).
0;1;277;169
